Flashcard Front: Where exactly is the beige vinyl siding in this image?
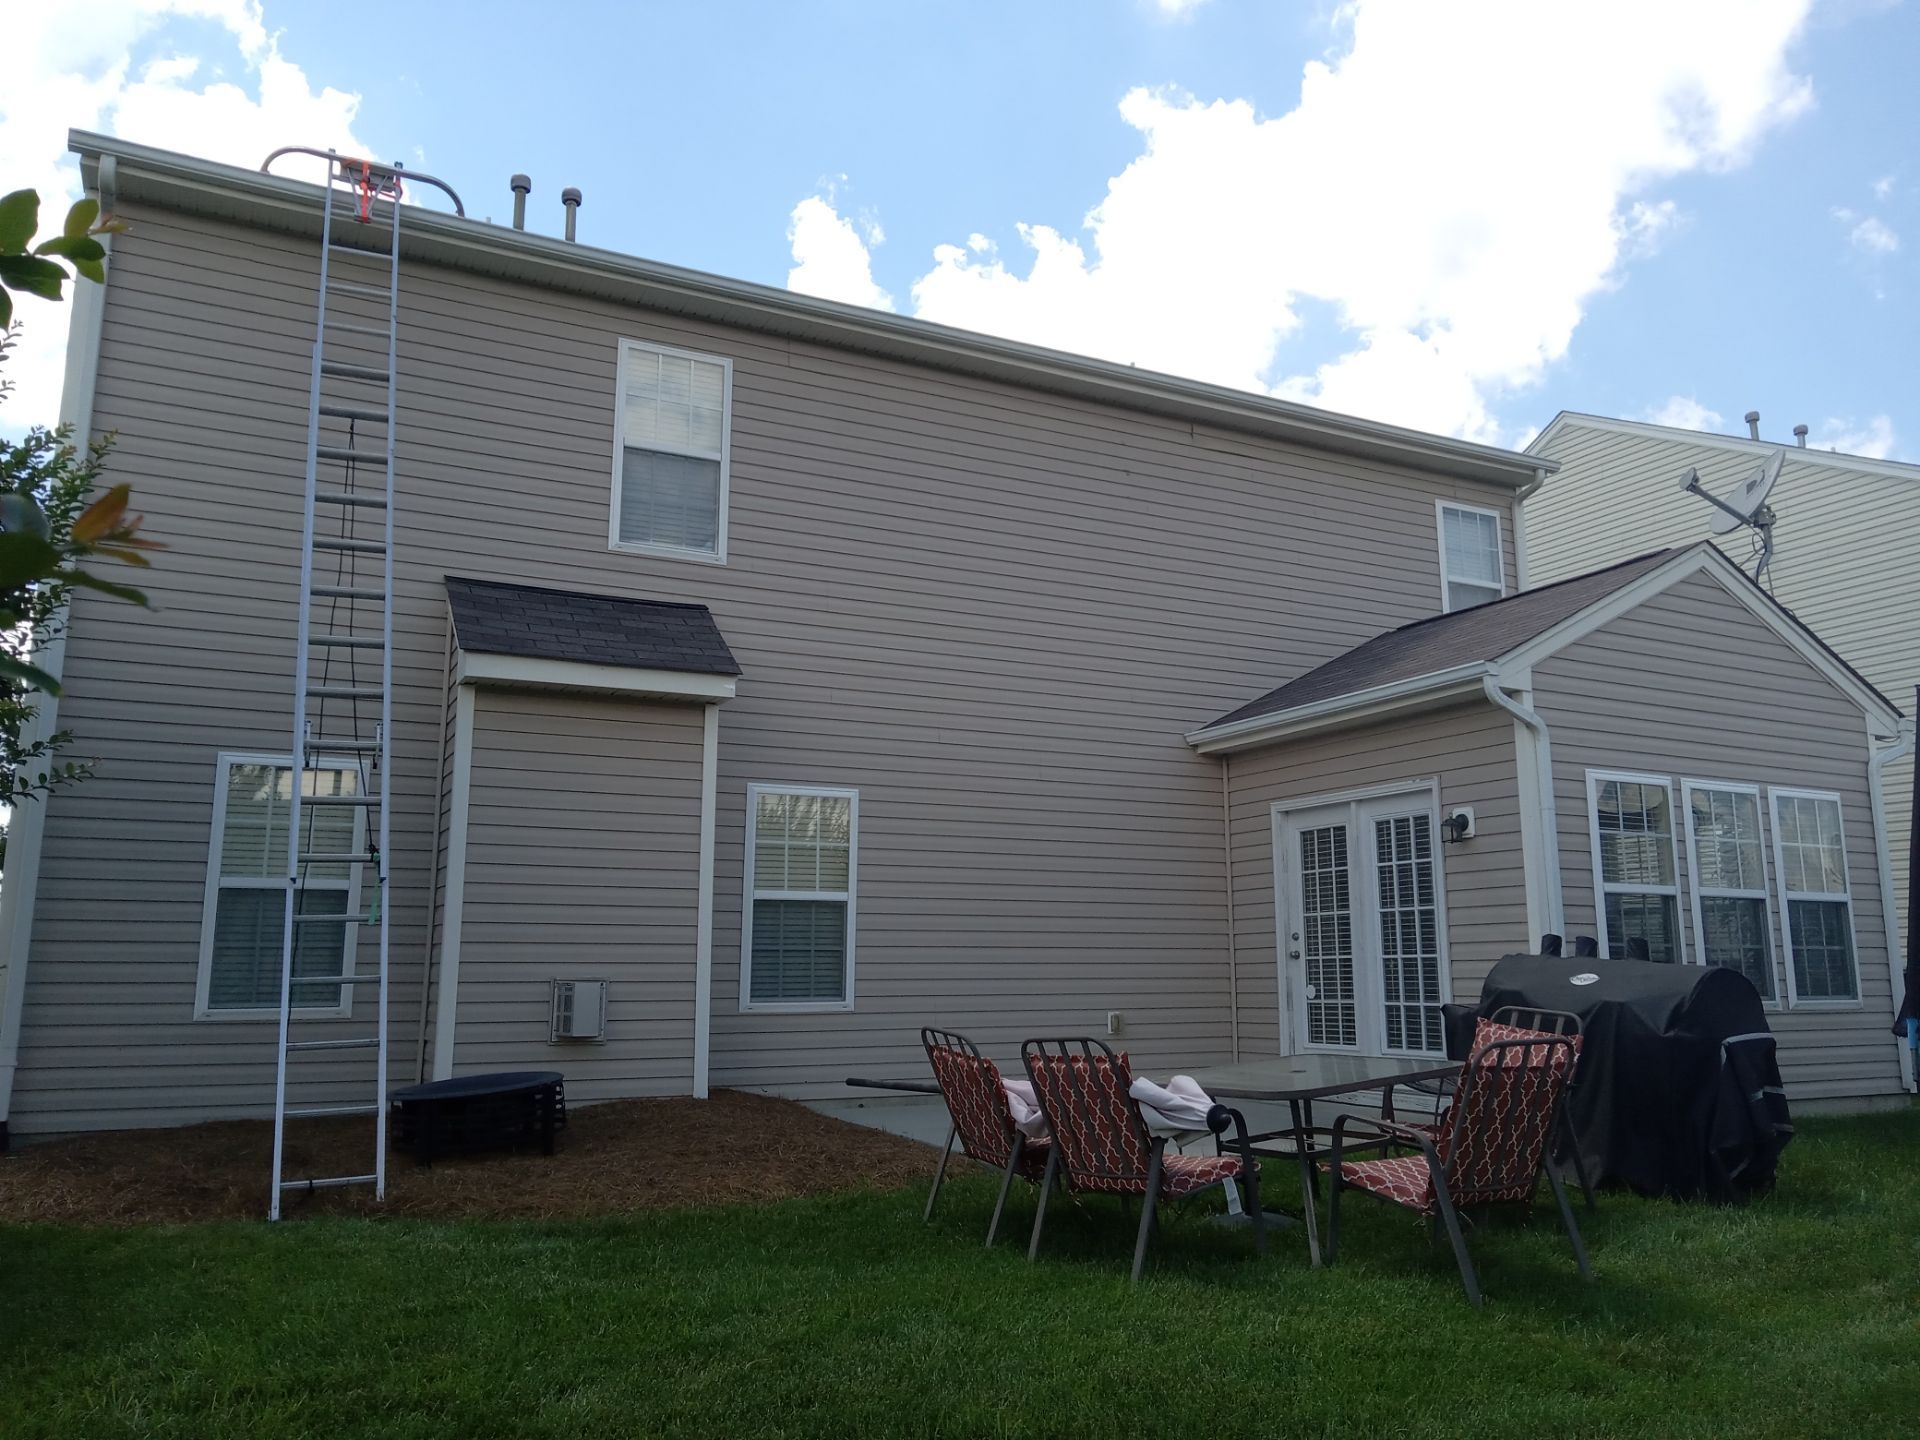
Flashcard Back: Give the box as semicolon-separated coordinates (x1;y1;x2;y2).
447;690;702;1096
1224;703;1524;1058
11;200;1523;1131
1536;569;1902;1101
1527;418;1917;975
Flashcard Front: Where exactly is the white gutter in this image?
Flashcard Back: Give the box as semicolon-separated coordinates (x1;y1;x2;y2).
0;217;113;1139
1866;719;1916;1092
692;702;719;1098
1186;663;1496;754
1482;674;1565;943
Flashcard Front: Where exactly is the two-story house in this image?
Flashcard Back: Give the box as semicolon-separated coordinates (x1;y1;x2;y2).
0;134;1907;1146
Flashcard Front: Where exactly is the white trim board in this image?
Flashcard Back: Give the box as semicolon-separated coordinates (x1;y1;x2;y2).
453;650;737;702
692;703;719;1097
429;685;478;1079
1186;664;1495;754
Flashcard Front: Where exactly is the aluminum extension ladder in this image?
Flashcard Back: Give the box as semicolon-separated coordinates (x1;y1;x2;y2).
259;149;463;1219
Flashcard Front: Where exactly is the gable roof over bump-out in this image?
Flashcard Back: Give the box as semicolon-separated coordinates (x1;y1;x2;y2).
1205;549;1680;729
444;576;741;677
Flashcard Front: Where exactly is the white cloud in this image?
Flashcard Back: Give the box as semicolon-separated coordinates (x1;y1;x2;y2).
0;2;366;431
1647;396;1724;432
1814;415;1896;459
1872;173;1894;200
1150;0;1213;18
1849;216;1899;254
786;195;895;312
786;0;1815;443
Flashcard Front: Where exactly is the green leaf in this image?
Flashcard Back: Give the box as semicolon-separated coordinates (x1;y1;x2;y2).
0;253;67;301
62;570;150;607
0;190;37;254
0;652;61;697
33;235;105;265
0;531;62;589
63;197;100;239
0;288;11;329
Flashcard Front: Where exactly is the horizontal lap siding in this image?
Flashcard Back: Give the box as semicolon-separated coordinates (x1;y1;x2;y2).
1528;421;1917;1002
1537;570;1902;1100
1225;704;1523;1058
13;201;1523;1130
452;692;701;1096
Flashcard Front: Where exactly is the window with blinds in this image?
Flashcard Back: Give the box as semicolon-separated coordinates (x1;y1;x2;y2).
742;786;858;1009
1588;772;1684;963
1683;781;1778;1001
611;339;731;560
1769;789;1860;1004
1437;502;1505;612
196;756;362;1017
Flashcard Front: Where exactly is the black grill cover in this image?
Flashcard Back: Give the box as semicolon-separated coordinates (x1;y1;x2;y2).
1472;955;1792;1202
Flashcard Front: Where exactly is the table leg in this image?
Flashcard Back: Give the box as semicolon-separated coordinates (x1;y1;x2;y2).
1291;1097;1322;1267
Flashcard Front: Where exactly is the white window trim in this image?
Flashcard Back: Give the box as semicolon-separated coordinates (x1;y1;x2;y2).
1680;778;1779;1007
1768;785;1864;1011
739;782;859;1013
1585;769;1687;965
194;751;363;1022
1434;499;1507;614
607;337;732;565
1270;780;1454;1060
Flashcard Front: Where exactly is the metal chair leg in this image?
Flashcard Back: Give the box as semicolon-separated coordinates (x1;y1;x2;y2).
1546;1162;1594;1282
924;1124;956;1222
1131;1145;1165;1285
1244;1158;1267;1258
1431;1172;1483;1307
1562;1117;1598;1212
1027;1144;1059;1262
986;1134;1025;1247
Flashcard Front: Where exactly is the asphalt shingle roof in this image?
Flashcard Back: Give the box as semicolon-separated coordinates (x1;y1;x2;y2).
1206;549;1681;729
444;576;741;677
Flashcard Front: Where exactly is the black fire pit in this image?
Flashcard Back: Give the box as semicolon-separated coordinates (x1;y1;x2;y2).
390;1070;567;1163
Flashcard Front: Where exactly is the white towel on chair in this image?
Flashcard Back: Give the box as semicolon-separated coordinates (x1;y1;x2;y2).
1130;1074;1216;1133
1001;1079;1050;1139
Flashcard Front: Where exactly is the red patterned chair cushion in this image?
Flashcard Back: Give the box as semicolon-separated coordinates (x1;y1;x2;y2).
1025;1049;1154;1195
1337;1154;1437;1214
927;1043;1049;1176
1161;1152;1248;1197
1441;1028;1579;1207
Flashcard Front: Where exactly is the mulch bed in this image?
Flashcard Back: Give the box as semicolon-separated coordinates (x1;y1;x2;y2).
0;1090;937;1226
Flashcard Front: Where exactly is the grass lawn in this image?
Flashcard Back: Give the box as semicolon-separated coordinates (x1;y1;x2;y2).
4;1111;1918;1439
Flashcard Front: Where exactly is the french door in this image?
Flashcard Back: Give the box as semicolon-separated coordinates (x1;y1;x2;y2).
1275;790;1451;1057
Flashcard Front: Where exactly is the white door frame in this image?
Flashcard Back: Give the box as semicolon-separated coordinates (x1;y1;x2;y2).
1271;779;1454;1058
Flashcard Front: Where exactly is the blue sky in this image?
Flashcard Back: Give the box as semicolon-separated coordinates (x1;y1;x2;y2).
5;0;1915;456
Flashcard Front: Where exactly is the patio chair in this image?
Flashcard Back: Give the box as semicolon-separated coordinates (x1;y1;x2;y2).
1398;1010;1598;1211
921;1028;1051;1247
1325;1030;1591;1306
1020;1038;1265;1283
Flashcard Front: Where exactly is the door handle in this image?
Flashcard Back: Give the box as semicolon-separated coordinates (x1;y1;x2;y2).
1288;949;1301;959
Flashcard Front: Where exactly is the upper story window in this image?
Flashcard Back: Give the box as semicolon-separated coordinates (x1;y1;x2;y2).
1436;502;1505;612
610;339;731;563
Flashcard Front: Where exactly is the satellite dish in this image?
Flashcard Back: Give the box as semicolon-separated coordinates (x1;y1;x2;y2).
1678;451;1784;584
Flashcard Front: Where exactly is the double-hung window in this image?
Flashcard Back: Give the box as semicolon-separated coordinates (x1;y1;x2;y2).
1587;771;1684;963
610;338;731;562
1436;502;1505;612
196;755;363;1018
1769;788;1860;1004
742;785;857;1010
1682;781;1777;1000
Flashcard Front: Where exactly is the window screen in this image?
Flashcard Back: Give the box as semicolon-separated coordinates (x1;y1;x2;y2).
745;788;856;1006
614;341;729;558
1438;504;1504;612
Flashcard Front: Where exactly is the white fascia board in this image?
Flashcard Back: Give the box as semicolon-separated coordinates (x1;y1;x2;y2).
1186;663;1497;754
1493;545;1903;731
1528;412;1920;485
454;650;738;702
72;130;1555;494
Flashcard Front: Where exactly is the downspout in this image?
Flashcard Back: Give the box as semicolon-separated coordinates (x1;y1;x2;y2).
1511;466;1550;592
1220;754;1240;1062
1866;719;1916;1092
411;616;458;1081
1482;676;1564;939
0;210;114;1144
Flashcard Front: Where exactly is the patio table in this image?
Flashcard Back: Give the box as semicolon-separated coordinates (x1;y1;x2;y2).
1192;1053;1459;1266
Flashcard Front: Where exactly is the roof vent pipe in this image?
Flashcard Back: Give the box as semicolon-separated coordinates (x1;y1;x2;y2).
1793;424;1808;448
1745;410;1762;440
561;186;582;242
510;174;531;230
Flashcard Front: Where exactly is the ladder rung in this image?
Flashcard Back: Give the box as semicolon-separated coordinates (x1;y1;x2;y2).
326;320;390;338
327;280;391;299
312;537;387;555
300;791;382;805
309;634;384;649
303;737;380;751
316;491;387;509
289;973;384;988
321;361;391;383
315;445;389;466
285;1105;379;1119
279;1173;379;1190
286;1037;380;1052
310;587;386;602
297;851;379;864
307;684;384;700
318;403;388;423
328;241;392;257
